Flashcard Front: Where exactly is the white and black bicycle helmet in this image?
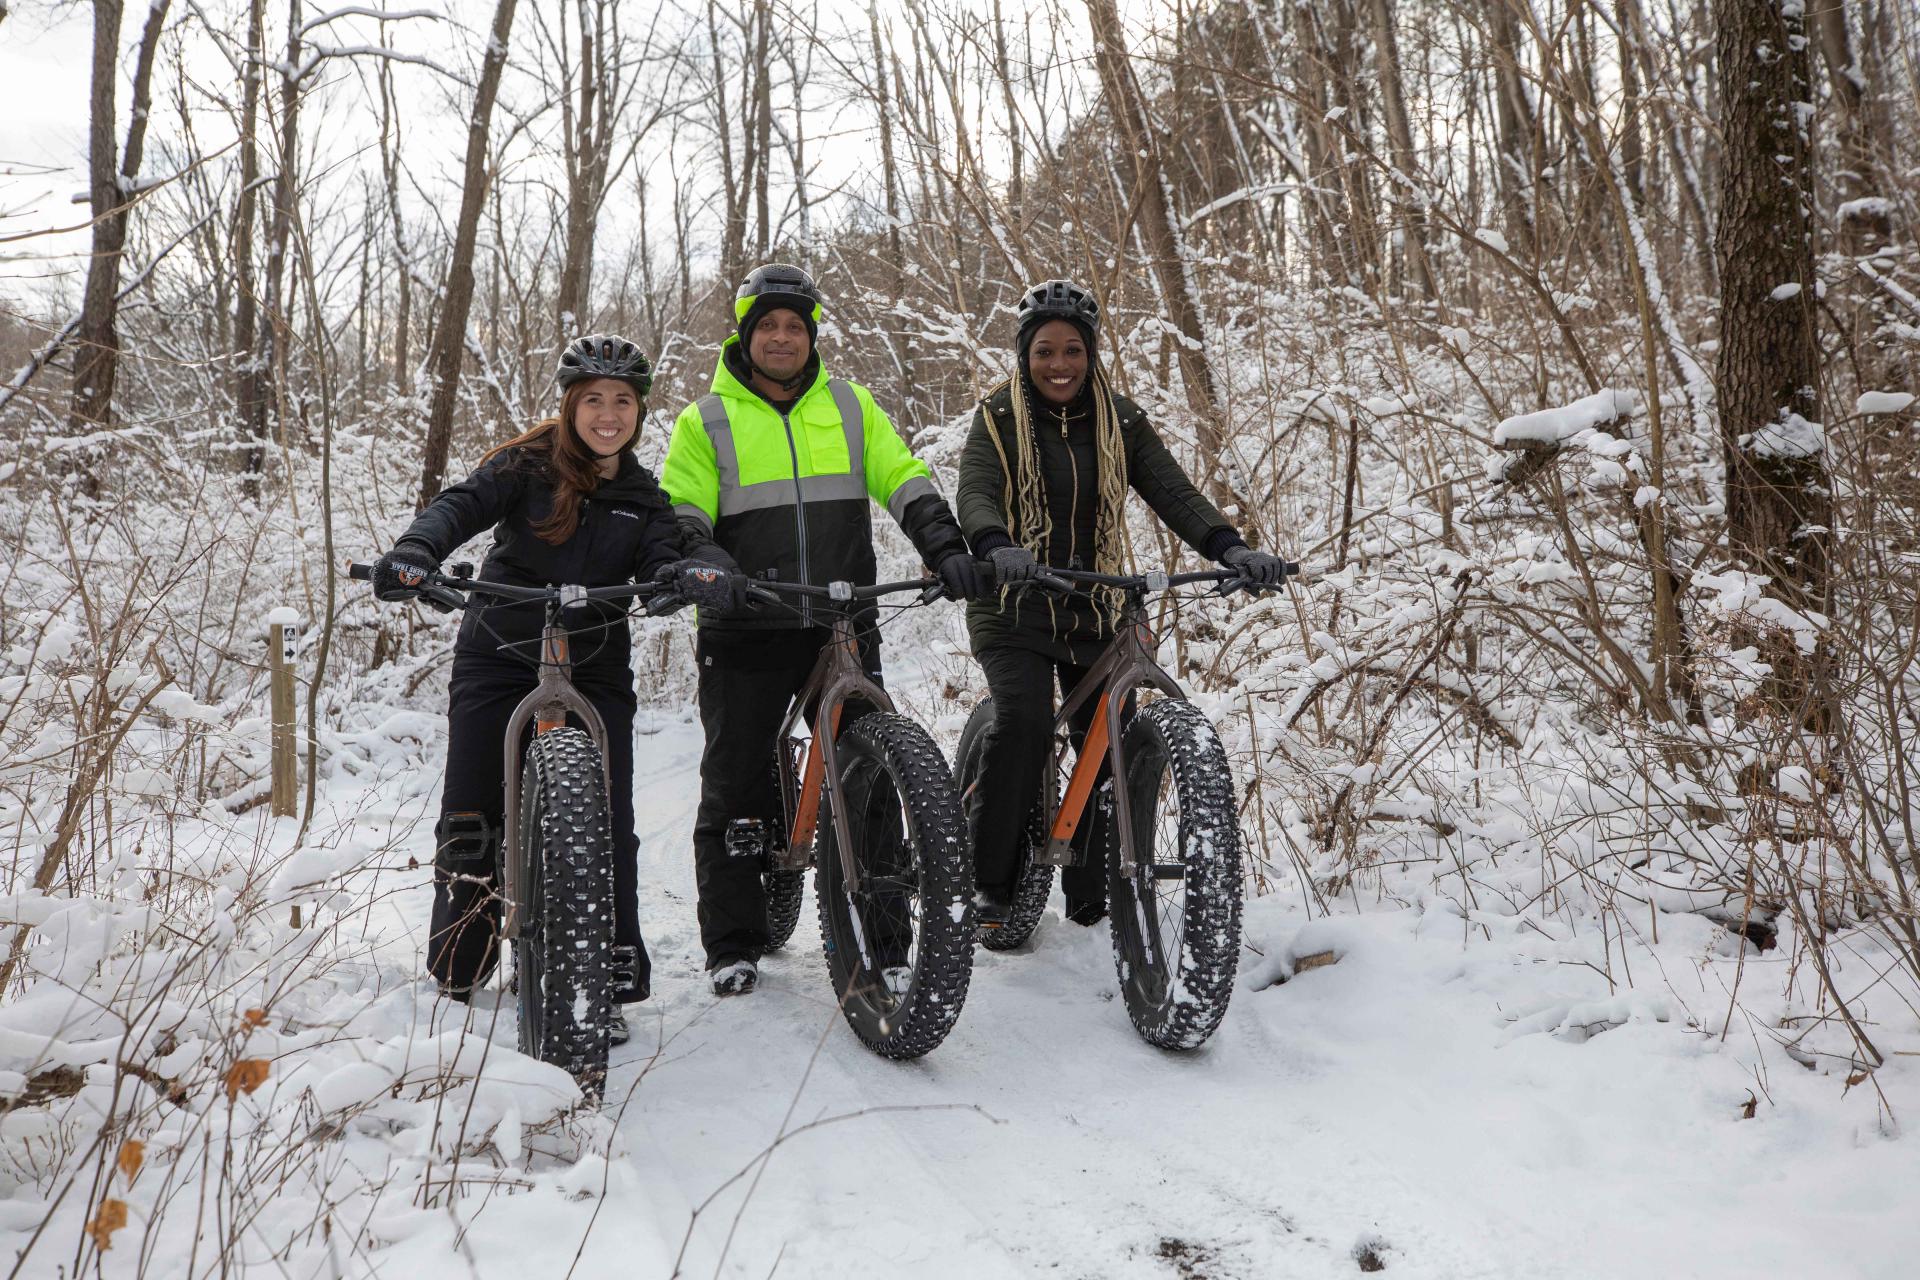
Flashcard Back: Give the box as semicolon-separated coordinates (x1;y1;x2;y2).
556;333;653;397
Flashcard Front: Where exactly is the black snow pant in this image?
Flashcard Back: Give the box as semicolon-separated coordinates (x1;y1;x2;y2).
693;626;880;969
430;650;650;1002
967;642;1118;921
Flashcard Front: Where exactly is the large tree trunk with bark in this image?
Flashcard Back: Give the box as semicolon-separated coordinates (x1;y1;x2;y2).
68;0;170;437
1714;0;1830;717
1083;0;1239;514
417;0;520;510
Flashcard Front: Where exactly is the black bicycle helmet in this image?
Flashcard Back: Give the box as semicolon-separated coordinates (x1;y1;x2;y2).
556;333;653;396
734;263;823;341
1015;278;1099;354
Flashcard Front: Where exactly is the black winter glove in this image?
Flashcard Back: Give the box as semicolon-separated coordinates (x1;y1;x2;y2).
660;559;742;611
372;544;439;602
934;551;992;602
987;545;1040;586
1220;545;1296;587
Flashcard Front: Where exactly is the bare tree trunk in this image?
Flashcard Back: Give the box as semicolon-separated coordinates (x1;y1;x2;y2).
377;42;412;389
68;0;171;438
259;0;305;452
1714;0;1829;715
417;0;520;510
991;0;1023;223
750;0;772;260
555;0;609;333
1365;0;1433;297
708;0;746;290
1486;0;1539;260
1613;0;1646;209
1083;0;1239;513
1811;0;1890;249
235;0;270;484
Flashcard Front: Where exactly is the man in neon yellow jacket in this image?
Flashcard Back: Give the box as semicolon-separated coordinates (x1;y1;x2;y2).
661;263;984;996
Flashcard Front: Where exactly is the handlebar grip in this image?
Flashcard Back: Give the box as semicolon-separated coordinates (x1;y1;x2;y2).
347;561;373;582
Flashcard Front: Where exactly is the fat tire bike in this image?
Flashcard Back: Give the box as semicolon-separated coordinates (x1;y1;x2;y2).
742;577;975;1059
349;559;672;1096
957;565;1290;1050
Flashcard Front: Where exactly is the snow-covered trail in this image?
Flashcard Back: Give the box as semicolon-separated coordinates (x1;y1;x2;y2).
457;718;1915;1280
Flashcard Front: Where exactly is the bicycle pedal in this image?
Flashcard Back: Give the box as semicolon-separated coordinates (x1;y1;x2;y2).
725;818;771;868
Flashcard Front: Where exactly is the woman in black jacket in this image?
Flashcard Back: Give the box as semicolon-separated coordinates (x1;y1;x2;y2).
370;335;735;1037
956;281;1290;925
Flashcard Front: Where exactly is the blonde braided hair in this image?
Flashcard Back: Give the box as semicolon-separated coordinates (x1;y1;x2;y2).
984;365;1131;634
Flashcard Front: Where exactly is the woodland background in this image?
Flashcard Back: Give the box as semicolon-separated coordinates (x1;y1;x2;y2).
0;0;1918;1271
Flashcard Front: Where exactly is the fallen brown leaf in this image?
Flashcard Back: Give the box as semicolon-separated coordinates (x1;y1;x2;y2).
225;1059;270;1100
88;1198;127;1252
116;1139;144;1185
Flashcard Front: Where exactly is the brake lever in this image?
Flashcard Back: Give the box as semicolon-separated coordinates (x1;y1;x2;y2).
1034;571;1074;594
644;590;687;618
744;584;783;608
422;584;464;615
917;578;945;605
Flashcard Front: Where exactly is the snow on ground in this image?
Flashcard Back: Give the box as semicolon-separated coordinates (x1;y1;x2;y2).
4;652;1918;1278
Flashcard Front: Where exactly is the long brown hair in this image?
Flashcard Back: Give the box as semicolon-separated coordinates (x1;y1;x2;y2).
481;381;627;544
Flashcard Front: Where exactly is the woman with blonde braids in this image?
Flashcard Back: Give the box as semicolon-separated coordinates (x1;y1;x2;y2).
956;280;1288;924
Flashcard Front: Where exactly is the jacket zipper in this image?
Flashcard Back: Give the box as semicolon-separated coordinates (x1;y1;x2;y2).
779;406;812;624
1060;406;1081;569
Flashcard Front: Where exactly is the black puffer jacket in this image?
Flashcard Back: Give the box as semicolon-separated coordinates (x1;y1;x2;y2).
956;381;1243;661
395;445;684;672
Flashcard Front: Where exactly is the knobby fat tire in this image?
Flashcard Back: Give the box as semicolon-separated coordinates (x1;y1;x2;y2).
515;727;616;1095
814;713;976;1059
763;869;806;949
956;697;1055;951
1108;698;1244;1051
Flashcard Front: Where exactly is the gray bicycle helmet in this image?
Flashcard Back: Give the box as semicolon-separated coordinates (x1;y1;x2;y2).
1015;278;1099;353
556;333;653;396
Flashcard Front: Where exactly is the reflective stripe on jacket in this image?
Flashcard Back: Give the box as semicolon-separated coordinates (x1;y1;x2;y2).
661;337;965;628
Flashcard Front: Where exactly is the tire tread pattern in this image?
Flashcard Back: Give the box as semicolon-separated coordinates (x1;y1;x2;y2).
517;727;615;1095
1110;699;1243;1051
815;713;975;1059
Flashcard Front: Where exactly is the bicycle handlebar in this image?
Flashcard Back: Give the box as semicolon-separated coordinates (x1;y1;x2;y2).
1030;564;1300;596
345;560;672;611
744;576;947;608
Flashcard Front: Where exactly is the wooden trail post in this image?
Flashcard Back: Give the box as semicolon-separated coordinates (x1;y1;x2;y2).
268;609;298;819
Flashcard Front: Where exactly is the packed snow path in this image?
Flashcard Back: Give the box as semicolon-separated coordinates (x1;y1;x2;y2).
367;718;1914;1280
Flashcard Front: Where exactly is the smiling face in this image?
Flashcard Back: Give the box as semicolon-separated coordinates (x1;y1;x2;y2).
1026;319;1090;406
747;307;812;384
570;377;642;460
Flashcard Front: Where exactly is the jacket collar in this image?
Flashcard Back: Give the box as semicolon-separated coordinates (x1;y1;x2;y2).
712;333;828;408
588;449;656;501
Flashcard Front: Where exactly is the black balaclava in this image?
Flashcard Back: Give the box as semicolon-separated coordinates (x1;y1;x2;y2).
740;298;819;394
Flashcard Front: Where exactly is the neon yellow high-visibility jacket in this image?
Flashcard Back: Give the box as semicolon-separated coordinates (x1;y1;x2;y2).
661;337;968;629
